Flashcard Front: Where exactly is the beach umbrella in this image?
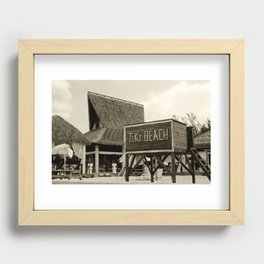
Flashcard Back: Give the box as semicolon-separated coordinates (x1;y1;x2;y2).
52;143;73;157
52;143;73;170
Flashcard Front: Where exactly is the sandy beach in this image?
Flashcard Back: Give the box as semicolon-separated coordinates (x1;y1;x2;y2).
52;174;210;184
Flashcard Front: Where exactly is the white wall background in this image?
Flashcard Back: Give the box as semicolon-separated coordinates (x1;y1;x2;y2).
0;0;261;263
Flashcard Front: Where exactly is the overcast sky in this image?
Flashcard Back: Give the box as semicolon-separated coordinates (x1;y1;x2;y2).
52;80;211;133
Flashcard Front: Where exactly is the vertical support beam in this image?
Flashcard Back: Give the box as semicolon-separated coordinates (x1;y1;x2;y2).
187;126;194;150
155;156;158;180
103;155;106;172
150;155;154;183
122;146;125;169
171;152;176;183
95;144;99;175
125;154;129;182
191;153;196;184
64;154;66;170
82;145;86;174
184;153;195;184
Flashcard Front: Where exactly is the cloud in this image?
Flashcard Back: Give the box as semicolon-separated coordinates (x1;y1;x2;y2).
141;81;210;124
52;81;73;119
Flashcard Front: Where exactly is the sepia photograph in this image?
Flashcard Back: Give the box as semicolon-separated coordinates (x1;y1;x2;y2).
52;80;211;184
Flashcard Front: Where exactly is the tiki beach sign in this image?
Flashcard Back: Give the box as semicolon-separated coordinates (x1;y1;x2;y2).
127;127;169;143
124;119;187;153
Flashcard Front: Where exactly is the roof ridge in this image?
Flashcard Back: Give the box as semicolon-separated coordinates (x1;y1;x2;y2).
88;91;143;107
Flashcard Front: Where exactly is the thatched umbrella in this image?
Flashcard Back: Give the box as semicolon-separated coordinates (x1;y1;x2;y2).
52;115;89;146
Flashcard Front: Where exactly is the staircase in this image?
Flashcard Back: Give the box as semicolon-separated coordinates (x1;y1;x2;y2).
190;148;211;180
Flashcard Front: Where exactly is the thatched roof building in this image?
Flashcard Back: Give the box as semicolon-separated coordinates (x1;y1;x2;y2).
83;92;145;174
85;92;144;146
194;129;211;149
52;115;88;146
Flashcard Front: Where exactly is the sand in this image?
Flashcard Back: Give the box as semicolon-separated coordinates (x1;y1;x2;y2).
52;175;210;184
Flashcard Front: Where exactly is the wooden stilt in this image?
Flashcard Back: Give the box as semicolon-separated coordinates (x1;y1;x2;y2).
82;145;86;174
155;156;158;181
150;155;154;183
95;144;99;175
171;152;176;183
125;154;129;182
191;153;196;184
121;147;125;170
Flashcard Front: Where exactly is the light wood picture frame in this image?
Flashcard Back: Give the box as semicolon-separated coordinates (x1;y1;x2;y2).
18;39;244;226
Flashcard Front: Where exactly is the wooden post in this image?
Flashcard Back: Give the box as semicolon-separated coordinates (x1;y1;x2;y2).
171;152;176;183
64;154;66;170
150;155;154;183
155;156;158;181
103;155;106;172
82;144;86;175
95;144;99;175
191;153;196;184
121;146;125;169
125;154;129;182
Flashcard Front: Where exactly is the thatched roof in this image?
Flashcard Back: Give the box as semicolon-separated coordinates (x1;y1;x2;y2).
85;92;144;145
194;129;211;149
88;92;144;129
84;127;123;146
52;115;89;146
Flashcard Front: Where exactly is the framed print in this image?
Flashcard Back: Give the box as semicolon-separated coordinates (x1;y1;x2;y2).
18;39;244;225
